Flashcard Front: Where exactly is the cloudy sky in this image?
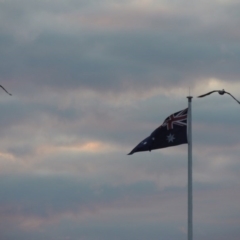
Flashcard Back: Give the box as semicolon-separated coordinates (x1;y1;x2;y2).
1;0;240;239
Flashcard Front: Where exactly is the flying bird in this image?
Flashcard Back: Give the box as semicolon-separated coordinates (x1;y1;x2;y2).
0;85;12;96
198;89;240;104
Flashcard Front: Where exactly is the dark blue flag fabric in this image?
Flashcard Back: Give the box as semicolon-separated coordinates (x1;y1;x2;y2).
128;108;188;155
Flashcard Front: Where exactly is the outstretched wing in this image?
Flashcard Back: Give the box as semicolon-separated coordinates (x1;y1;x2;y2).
0;85;12;96
225;91;240;104
198;90;218;98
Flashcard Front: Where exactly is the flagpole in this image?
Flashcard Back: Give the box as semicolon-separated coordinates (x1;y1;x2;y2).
187;96;193;240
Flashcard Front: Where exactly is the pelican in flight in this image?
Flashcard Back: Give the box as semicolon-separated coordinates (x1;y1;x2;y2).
198;89;240;104
0;85;12;96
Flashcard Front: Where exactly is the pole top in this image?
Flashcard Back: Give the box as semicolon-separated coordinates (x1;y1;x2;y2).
187;96;193;102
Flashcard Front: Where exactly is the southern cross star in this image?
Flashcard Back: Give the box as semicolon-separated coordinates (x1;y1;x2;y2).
167;133;175;143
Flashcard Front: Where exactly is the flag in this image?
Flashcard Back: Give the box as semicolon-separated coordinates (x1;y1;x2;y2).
128;108;188;155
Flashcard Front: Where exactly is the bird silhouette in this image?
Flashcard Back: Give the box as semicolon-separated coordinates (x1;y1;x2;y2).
0;85;12;96
198;89;240;104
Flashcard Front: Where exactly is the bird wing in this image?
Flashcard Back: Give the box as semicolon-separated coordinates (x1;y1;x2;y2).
225;91;240;104
0;85;12;96
198;90;218;98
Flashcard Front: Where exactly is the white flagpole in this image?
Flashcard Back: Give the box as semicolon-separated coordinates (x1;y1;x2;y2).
187;96;193;240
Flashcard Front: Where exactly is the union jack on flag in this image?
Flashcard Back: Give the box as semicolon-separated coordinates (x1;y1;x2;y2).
161;108;188;130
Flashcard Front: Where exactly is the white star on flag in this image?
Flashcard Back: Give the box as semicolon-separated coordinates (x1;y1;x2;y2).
167;133;175;143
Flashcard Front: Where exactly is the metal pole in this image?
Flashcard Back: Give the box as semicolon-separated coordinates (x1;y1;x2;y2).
187;96;193;240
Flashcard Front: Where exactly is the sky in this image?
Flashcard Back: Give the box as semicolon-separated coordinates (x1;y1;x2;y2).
1;0;240;239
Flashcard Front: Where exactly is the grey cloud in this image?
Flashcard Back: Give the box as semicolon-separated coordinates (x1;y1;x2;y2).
0;174;159;224
1;0;240;239
1;173;240;240
0;173;188;240
1;0;240;96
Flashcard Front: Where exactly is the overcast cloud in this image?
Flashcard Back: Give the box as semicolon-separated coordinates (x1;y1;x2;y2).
1;0;240;239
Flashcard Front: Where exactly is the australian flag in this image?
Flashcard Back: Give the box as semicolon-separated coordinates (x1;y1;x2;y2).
128;108;188;155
